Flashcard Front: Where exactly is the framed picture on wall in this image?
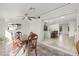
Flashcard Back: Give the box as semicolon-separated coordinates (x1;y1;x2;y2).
44;24;48;31
59;26;62;32
68;26;69;32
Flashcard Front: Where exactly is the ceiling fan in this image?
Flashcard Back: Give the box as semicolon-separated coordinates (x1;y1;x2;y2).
17;13;40;21
16;7;40;21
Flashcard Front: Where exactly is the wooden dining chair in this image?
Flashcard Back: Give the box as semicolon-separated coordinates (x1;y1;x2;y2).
28;32;38;56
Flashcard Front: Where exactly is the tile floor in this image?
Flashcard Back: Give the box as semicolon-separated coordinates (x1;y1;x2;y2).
0;41;72;56
0;34;78;56
41;34;78;56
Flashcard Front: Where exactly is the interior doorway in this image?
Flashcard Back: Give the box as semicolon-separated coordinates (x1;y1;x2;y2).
51;31;58;38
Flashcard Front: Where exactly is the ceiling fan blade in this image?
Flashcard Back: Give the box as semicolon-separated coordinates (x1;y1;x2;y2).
29;16;40;19
29;17;36;18
22;17;25;20
28;17;32;20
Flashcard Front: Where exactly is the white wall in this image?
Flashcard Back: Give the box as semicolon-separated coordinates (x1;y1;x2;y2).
7;19;28;34
69;20;76;37
60;24;69;35
48;23;59;37
44;31;50;39
0;18;5;37
29;19;44;42
4;19;29;41
49;23;59;32
6;19;44;42
76;11;79;42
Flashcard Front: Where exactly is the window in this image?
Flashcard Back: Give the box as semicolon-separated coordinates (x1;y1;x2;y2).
8;23;21;30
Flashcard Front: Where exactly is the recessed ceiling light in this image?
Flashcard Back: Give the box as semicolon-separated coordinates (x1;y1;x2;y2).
60;16;65;19
25;17;28;19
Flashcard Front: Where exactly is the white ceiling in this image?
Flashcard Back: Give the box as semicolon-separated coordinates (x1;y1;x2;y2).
0;3;79;23
0;3;66;21
42;3;79;25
